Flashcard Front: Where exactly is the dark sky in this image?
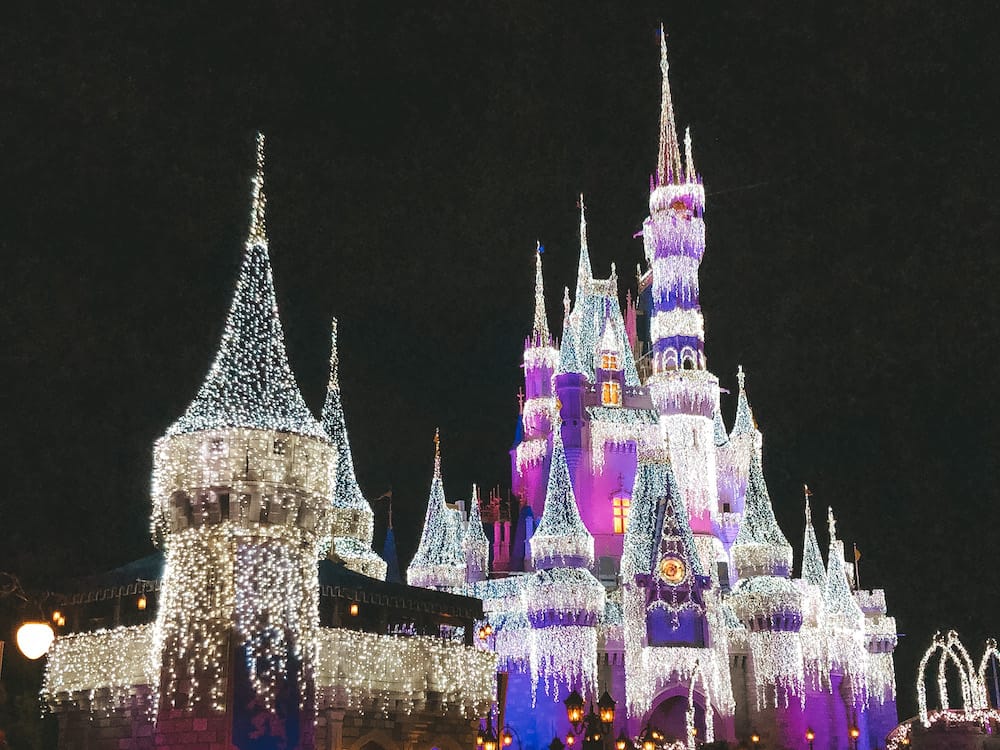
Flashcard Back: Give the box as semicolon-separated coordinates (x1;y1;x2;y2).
1;2;997;718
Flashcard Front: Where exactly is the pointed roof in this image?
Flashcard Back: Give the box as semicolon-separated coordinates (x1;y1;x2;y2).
166;133;325;440
530;423;594;569
730;365;758;439
656;25;683;186
653;482;705;578
321;319;372;512
464;484;490;551
713;409;730;447
823;507;863;621
381;527;403;584
558;288;584;375
406;430;466;588
531;242;551;345
597;302;620;355
622;457;673;579
732;448;793;577
575;195;593;307
801;489;826;587
684;126;696;182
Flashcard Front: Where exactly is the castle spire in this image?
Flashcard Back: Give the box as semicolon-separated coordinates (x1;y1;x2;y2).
463;483;490;583
407;430;466;590
684;125;696;182
558;288;584;375
824;507;862;617
165;133;325;440
800;486;826;586
732;448;793;578
656;25;683;186
530;421;594;569
730;365;758;439
575;194;593;305
532;241;551;344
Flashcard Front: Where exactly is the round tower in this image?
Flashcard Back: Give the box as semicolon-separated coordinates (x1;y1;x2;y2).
150;134;333;745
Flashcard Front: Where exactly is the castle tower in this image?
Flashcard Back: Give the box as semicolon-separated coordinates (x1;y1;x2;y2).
823;508;868;707
514;244;558;514
799;491;830;691
407;430;466;590
729;443;805;711
642;28;721;574
464;484;490;583
321;318;388;580
150;133;333;743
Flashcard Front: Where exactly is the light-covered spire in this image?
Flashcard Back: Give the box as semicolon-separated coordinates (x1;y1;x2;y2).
713;409;729;447
530;421;594;569
598;303;620;355
684;125;696;182
407;430;466;590
730;365;758;439
531;241;551;344
165;134;325;440
575;194;593;306
656;25;683;186
801;487;826;586
732;449;793;577
824;507;863;618
464;484;490;581
558;288;584;375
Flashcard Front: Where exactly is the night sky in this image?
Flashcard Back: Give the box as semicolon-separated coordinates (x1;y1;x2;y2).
2;2;997;719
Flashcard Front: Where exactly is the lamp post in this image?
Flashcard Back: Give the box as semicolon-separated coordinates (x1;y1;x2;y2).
805;728;815;750
750;730;761;747
849;727;860;750
557;688;621;750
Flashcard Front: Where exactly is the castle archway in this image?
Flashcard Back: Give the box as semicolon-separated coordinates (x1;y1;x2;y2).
648;684;721;744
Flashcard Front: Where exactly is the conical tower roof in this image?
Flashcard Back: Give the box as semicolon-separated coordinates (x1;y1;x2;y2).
574;195;593;310
166;133;325;440
732;448;792;577
407;430;466;589
530;422;594;569
622;457;675;579
653;481;705;578
558;287;584;375
823;507;863;621
730;365;758;440
321;319;372;513
531;242;551;345
656;25;683;186
800;489;826;587
713;409;730;447
464;483;490;550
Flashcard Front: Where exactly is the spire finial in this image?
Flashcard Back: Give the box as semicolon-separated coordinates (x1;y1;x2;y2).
563;286;571;322
803;483;812;516
328;317;340;390
248;131;267;249
656;25;683;186
737;364;746;391
575;194;593;305
827;506;837;541
684;125;695;181
532;241;551;343
433;428;442;480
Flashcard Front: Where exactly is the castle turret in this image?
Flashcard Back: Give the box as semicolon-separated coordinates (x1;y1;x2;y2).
798;490;829;690
823;507;868;705
464;484;490;583
406;430;466;590
729;442;804;707
151;133;332;734
321;318;388;580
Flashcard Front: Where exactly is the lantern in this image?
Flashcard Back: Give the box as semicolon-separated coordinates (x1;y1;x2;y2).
564;690;585;727
16;621;54;660
598;691;616;726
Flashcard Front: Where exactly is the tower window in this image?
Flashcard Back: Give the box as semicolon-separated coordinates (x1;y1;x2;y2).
601;381;622;406
612;497;630;534
601;353;619;371
273;438;287;456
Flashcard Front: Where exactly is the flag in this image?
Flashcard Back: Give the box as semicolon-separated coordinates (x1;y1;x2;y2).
854;544;861;562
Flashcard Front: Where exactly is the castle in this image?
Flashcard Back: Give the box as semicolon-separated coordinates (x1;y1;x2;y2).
406;30;899;750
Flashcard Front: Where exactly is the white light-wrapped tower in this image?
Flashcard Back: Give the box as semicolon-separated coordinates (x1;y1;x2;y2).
321;318;387;580
823;507;868;704
150;134;335;722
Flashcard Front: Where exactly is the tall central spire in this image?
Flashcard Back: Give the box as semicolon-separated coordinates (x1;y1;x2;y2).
657;25;683;186
575;194;593;308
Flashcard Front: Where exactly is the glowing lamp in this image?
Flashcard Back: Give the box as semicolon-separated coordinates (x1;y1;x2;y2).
484;624;493;636
641;737;654;750
137;594;147;611
750;732;760;745
16;621;54;660
483;726;498;750
51;610;61;622
502;731;513;747
564;690;585;726
349;602;359;616
849;728;860;740
56;615;65;627
565;734;575;746
806;729;815;743
598;690;616;725
615;730;630;750
476;727;485;746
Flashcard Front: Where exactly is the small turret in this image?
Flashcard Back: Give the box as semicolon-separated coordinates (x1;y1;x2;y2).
731;451;793;579
406;430;466;591
464;484;490;583
800;490;826;587
321;318;387;580
823;507;868;702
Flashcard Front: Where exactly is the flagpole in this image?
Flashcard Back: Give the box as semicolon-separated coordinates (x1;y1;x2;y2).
853;542;861;590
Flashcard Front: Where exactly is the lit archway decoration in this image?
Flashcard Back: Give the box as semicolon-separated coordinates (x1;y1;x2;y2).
917;631;977;726
685;660;714;750
977;639;1000;709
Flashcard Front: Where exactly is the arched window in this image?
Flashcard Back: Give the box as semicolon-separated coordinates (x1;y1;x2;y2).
664;348;678;371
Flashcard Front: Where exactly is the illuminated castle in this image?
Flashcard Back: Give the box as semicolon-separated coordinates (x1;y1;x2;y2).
407;31;899;750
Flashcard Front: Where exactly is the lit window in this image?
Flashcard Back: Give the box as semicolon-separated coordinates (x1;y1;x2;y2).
613;497;630;534
601;353;619;371
601;381;621;406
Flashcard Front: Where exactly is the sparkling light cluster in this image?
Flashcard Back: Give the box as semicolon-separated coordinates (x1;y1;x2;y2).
43;624;156;708
587;406;660;473
530;625;598;702
314;628;496;715
530;426;594;569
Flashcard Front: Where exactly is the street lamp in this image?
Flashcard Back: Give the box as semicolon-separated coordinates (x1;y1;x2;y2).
805;728;815;750
849;727;860;750
598;691;617;726
565;690;585;728
16;621;54;660
750;730;761;746
615;731;631;750
483;724;498;750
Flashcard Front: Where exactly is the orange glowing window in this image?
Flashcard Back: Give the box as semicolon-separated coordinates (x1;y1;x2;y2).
601;354;619;371
613;497;630;534
601;381;621;406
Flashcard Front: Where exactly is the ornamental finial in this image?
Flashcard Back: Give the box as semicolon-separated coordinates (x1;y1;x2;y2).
328;317;339;390
657;25;683;186
737;364;746;391
248;132;267;249
827;506;837;541
803;484;812;521
684;126;695;182
563;286;571;322
532;241;550;343
433;428;442;480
